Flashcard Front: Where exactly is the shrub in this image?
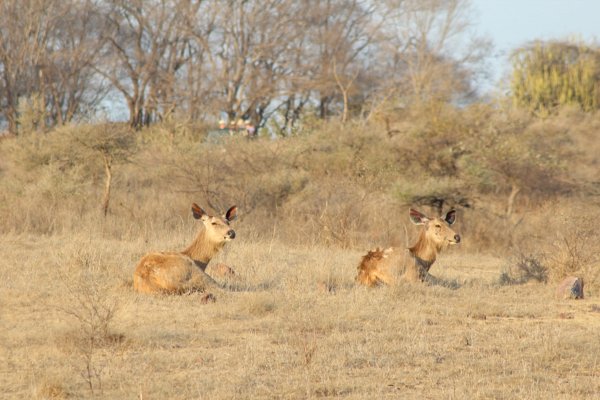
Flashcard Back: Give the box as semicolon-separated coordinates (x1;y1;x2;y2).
511;40;600;115
499;253;548;285
545;213;600;285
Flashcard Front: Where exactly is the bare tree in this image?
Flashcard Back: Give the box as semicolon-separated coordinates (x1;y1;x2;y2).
0;0;55;134
204;0;379;133
0;0;491;133
0;0;108;134
96;0;200;128
175;2;217;122
187;0;302;128
41;0;108;126
299;0;378;119
374;0;490;108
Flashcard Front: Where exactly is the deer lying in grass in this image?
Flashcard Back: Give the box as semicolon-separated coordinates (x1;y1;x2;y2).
356;208;460;286
133;204;237;294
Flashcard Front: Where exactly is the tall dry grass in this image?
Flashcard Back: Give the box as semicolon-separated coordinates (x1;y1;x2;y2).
1;232;600;399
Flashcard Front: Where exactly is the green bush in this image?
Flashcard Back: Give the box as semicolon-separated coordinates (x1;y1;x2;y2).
511;40;600;114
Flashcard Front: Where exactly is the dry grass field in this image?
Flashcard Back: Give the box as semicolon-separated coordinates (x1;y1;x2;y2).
1;109;600;399
1;228;600;399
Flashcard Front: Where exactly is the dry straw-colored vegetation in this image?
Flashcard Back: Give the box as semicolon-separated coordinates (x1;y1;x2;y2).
1;103;600;399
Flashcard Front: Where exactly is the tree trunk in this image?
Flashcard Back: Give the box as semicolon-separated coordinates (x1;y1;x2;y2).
101;153;112;217
4;81;18;135
506;184;520;218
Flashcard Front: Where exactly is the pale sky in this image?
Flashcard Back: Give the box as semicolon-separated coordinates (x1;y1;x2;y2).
472;0;600;90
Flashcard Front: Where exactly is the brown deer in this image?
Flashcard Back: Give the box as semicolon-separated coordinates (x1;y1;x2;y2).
356;208;460;286
133;203;237;294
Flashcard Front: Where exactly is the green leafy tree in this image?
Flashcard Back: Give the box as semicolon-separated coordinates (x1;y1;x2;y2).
511;40;600;114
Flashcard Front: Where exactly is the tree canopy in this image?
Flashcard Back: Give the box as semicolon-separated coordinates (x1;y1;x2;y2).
0;0;486;134
511;40;600;114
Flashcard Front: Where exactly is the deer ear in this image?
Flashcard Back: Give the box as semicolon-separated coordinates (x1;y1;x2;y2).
409;209;428;225
191;203;207;220
225;205;237;221
444;209;456;225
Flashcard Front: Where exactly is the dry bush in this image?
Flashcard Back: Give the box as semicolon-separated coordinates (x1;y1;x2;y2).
0;123;135;233
388;103;472;177
139;118;212;145
459;107;573;207
372;103;573;248
551;108;600;187
503;200;600;288
499;253;548;285
0;133;86;233
119;120;404;248
1;109;598;255
54;249;125;397
279;179;396;248
545;215;600;286
133;128;309;217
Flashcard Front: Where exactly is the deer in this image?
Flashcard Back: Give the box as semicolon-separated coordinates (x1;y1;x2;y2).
133;203;237;294
356;208;460;286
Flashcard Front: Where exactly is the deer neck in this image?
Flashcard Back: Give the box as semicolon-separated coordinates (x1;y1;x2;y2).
408;230;441;271
181;228;224;266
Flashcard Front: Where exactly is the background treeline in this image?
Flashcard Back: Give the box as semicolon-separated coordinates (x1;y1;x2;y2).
2;1;598;135
0;0;490;134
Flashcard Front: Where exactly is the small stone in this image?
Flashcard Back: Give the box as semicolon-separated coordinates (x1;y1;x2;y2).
200;293;217;304
555;276;584;299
